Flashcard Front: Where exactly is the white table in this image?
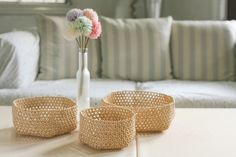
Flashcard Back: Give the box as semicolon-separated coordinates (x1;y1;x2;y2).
137;108;236;157
1;106;236;157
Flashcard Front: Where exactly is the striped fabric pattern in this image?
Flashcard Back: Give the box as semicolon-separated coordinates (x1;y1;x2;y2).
231;20;236;81
100;16;173;82
171;21;236;81
36;15;101;80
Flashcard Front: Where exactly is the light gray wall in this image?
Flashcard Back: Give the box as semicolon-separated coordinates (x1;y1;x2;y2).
0;15;36;34
0;0;228;25
161;0;227;20
72;0;154;18
73;0;227;20
0;0;120;33
0;0;119;17
114;0;145;18
72;0;119;17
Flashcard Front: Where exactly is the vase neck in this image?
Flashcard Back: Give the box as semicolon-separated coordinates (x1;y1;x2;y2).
79;51;88;69
79;48;88;54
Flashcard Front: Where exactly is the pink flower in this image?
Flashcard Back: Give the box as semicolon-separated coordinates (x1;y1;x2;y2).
83;8;99;22
90;20;102;39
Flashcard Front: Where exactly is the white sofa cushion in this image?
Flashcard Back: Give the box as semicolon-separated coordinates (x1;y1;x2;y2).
0;79;136;106
1;79;235;108
0;31;39;88
171;21;236;81
36;15;101;80
138;80;236;108
100;16;173;81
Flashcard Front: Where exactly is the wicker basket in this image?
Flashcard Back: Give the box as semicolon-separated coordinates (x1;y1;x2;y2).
101;91;175;132
79;106;136;150
12;96;77;138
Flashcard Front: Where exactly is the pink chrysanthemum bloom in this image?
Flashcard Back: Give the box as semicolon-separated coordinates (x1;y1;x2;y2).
83;8;99;22
90;20;102;39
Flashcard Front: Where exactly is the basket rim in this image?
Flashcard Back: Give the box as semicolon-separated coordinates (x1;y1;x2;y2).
80;106;136;123
13;96;76;112
102;90;175;109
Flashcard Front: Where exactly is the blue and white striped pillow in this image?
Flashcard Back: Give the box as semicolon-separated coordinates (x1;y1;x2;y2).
36;15;101;80
100;16;173;81
171;21;236;81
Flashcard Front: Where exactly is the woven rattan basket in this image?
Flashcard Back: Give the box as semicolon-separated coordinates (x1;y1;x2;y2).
101;91;175;132
79;106;136;150
12;96;77;138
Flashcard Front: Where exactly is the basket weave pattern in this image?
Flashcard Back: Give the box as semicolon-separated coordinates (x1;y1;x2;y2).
79;107;136;150
101;91;175;132
12;96;77;138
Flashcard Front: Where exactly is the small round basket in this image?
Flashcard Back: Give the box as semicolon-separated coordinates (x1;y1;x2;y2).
101;91;175;132
79;106;136;150
12;96;77;138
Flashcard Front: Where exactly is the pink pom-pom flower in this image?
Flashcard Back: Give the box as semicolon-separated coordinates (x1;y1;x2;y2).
83;8;99;22
90;20;102;39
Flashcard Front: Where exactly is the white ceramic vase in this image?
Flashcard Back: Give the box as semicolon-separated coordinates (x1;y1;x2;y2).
76;48;90;111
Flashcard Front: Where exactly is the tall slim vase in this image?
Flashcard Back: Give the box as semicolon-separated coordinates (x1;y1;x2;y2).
76;48;90;112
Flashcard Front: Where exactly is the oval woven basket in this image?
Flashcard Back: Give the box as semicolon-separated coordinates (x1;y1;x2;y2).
101;91;175;132
12;96;77;138
79;106;136;150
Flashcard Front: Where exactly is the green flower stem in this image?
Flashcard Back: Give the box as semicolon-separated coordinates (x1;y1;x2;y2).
85;37;90;49
76;38;80;48
80;36;82;49
76;36;90;53
82;36;84;50
83;36;85;50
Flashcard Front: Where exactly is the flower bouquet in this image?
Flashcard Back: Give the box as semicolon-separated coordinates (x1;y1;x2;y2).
66;8;102;52
65;8;102;111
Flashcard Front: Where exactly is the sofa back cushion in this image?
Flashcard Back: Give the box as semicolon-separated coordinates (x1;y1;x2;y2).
100;16;173;82
0;31;39;88
171;21;236;81
36;15;101;80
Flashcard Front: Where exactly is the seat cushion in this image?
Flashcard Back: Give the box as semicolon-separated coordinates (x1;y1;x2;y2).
100;16;173;81
0;79;136;106
138;80;236;108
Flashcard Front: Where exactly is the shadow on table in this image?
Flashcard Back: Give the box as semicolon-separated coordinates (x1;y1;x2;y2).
42;132;136;157
42;140;122;157
0;128;135;157
138;131;165;136
0;127;75;152
0;127;47;145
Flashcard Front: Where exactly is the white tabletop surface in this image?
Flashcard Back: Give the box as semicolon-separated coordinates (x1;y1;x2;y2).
137;108;236;157
0;106;136;157
1;106;236;157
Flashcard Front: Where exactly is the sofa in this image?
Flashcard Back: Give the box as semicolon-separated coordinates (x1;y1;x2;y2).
0;15;236;108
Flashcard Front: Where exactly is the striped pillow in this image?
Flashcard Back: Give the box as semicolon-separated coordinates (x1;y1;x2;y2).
100;16;173;81
171;21;236;81
36;15;101;80
231;21;236;81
